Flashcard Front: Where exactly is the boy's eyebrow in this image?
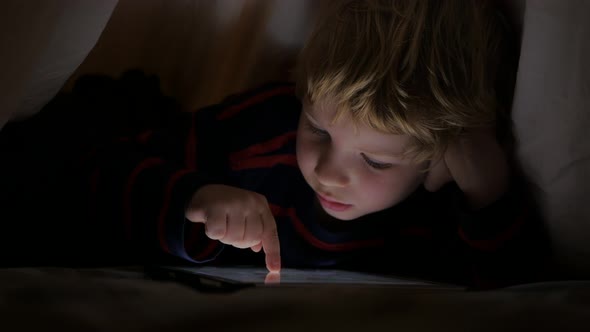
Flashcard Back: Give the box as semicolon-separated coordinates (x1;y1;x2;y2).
303;111;321;125
363;150;404;159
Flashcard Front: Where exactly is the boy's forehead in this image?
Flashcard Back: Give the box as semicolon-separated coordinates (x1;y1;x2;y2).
305;97;340;114
304;97;353;124
303;99;409;155
305;98;383;133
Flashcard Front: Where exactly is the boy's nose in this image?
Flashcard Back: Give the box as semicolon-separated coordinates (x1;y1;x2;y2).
314;154;350;188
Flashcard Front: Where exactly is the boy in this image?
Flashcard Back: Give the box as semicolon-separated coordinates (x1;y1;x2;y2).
0;0;548;288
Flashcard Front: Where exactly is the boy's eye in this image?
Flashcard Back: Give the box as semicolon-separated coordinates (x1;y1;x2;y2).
306;123;329;137
361;153;393;170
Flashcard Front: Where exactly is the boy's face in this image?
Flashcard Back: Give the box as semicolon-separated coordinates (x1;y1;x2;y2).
296;98;427;221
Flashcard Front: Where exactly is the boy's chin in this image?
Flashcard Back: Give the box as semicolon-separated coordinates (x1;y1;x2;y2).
320;203;399;222
320;207;364;221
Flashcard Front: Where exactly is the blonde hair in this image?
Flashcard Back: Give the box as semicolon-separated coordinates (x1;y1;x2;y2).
295;0;514;163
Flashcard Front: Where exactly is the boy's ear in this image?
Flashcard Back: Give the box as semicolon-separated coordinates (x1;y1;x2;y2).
423;158;453;192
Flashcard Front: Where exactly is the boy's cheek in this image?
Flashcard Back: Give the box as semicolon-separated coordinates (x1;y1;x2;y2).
296;135;318;167
295;141;316;186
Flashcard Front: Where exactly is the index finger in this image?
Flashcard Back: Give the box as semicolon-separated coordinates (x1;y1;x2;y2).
261;209;281;272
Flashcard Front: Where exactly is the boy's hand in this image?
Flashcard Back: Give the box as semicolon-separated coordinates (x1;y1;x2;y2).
423;128;510;209
185;184;281;272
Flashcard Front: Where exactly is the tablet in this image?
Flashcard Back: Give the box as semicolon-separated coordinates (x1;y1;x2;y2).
145;265;463;292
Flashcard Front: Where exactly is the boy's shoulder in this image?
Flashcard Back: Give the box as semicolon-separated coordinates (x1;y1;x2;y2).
212;81;301;131
195;82;301;153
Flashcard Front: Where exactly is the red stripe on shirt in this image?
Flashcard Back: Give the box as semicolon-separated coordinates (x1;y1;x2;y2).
270;204;385;252
216;86;296;120
458;209;528;252
157;169;194;254
231;154;298;171
193;240;220;261
185;113;197;169
229;131;297;162
184;223;220;261
123;158;166;239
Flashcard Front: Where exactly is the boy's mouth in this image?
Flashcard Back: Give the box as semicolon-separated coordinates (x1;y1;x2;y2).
316;193;352;212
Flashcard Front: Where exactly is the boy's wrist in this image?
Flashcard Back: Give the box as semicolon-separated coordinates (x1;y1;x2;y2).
448;130;511;210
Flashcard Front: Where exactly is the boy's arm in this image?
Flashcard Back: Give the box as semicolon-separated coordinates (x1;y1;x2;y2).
72;73;228;264
421;128;549;287
383;181;548;289
448;180;550;288
80;115;224;264
425;128;510;209
73;73;297;265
